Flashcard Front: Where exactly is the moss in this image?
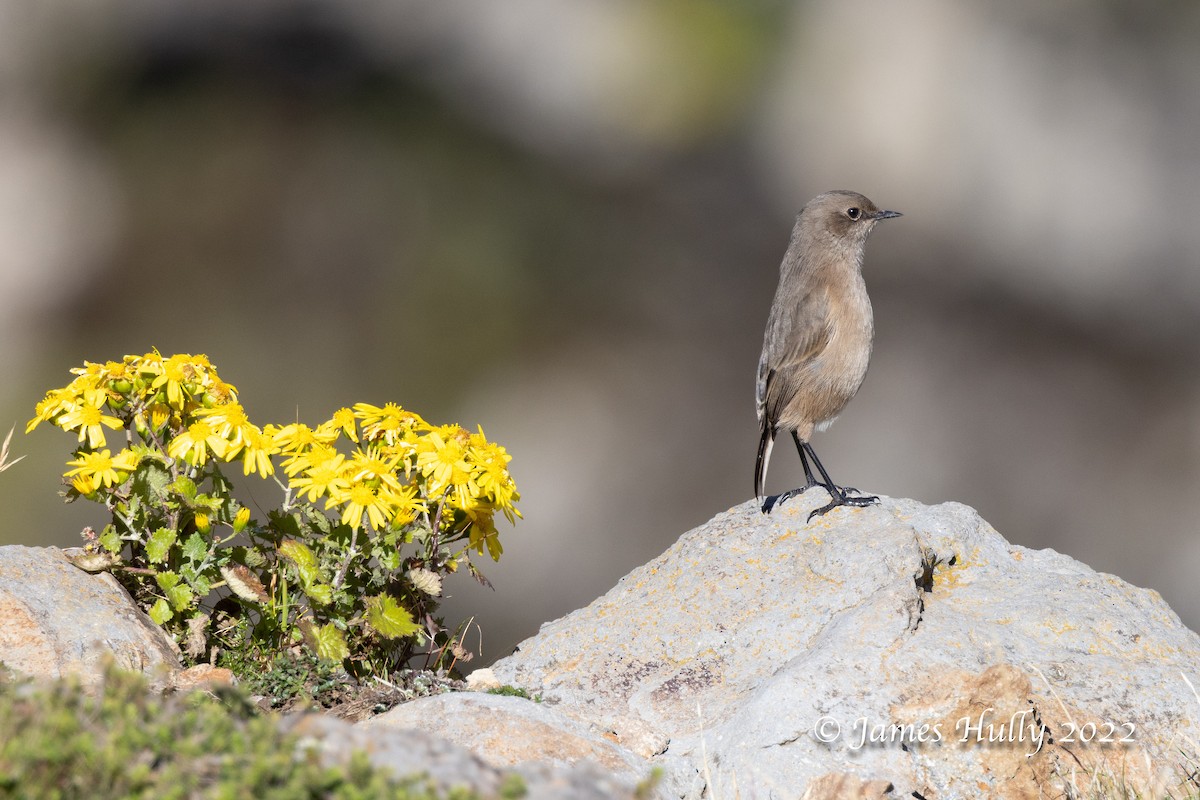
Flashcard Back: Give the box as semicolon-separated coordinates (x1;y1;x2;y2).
0;666;475;800
484;685;541;702
497;774;527;799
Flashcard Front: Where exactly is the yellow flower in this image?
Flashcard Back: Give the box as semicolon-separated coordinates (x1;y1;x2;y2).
233;506;252;533
290;452;349;502
197;402;252;450
136;350;164;380
79;360;134;399
56;403;124;449
475;456;518;507
230;424;278;478
325;407;359;442
384;484;425;526
67;360;108;384
465;511;503;560
70;474;97;495
415;431;470;489
151;353;198;409
280;440;340;478
204;377;238;406
329;480;392;530
461;431;521;522
148;403;172;430
168;419;227;465
353;402;427;444
346;447;403;490
64;448;140;490
26;387;79;432
269;422;337;454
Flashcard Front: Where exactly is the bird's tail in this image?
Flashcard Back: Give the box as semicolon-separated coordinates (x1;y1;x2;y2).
755;424;774;510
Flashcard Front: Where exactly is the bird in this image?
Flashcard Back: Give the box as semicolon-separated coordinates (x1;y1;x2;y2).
754;190;900;520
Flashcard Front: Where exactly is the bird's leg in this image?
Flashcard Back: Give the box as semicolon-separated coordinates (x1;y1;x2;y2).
802;443;878;521
791;431;822;490
771;431;826;510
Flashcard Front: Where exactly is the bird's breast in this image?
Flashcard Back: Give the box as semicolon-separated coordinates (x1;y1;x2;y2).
811;277;874;413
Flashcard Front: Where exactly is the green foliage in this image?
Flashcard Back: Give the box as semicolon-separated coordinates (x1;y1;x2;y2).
0;666;474;800
486;685;542;702
28;352;522;682
238;649;346;709
499;774;528;799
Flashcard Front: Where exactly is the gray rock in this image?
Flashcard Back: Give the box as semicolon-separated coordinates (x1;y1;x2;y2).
0;545;179;684
363;691;648;792
292;708;643;799
490;494;1200;798
283;713;509;796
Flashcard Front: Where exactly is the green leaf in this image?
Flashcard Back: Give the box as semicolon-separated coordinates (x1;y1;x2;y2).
299;620;349;663
240;546;267;568
194;492;223;514
144;527;176;564
180;564;211;596
277;539;316;569
131;460;172;505
148;598;173;625
302;582;333;606
164;582;194;612
301;506;334;536
98;525;122;555
181;532;207;563
169;476;198;501
377;549;400;571
277;540;319;586
268;509;302;537
365;594;422;640
155;571;181;592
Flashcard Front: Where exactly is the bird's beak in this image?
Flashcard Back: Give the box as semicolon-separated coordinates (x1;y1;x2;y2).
874;209;902;220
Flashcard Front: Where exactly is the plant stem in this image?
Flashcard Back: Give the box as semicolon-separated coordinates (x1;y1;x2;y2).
331;526;358;591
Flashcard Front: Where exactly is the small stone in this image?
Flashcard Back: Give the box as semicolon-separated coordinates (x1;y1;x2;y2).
464;667;501;690
170;664;236;693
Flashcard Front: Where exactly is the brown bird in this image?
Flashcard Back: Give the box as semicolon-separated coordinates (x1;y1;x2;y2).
755;190;900;519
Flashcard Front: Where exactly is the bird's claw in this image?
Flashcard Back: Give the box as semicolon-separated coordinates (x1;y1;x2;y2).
806;489;879;522
761;481;828;514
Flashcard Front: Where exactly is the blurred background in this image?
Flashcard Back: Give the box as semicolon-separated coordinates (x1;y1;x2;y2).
3;0;1199;663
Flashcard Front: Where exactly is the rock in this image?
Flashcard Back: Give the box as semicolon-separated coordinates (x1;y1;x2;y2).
292;709;643;799
0;545;179;685
465;666;502;690
284;713;509;796
170;663;236;693
800;773;895;800
363;691;649;794
488;494;1200;798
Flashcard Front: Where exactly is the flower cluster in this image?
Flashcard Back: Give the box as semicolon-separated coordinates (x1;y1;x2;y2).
27;352;258;492
28;351;520;675
28;353;519;556
274;403;519;560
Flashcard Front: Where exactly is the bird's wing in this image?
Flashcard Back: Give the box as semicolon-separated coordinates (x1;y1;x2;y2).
756;283;832;427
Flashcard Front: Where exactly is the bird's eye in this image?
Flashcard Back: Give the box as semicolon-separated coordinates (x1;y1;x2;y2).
846;207;861;220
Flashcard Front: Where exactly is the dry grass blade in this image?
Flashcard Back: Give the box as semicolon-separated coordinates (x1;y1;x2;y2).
0;425;25;473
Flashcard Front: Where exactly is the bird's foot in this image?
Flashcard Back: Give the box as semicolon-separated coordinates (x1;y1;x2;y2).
806;487;879;522
761;481;825;514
